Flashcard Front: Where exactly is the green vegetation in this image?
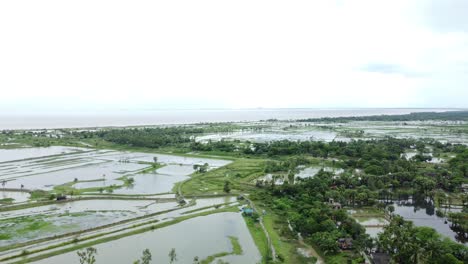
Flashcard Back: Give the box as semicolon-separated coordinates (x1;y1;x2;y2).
0;215;51;238
244;215;269;262
379;215;467;263
297;110;468;122
0;197;14;204
199;236;242;264
2;113;468;263
178;158;265;195
6;206;240;263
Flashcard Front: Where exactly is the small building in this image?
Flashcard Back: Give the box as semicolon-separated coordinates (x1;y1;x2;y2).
242;207;254;216
328;198;342;209
56;195;67;201
331;202;342;209
338;238;353;250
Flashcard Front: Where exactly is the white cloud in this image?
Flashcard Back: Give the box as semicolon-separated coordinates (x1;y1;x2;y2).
0;0;467;111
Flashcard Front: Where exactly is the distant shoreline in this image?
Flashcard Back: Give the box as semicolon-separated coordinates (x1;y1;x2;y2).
0;108;465;130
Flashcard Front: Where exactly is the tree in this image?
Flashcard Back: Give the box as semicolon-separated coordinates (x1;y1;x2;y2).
153;157;158;168
169;248;177;263
77;247;97;264
287;172;295;184
134;249;152;264
2;180;6;189
378;216;421;263
223;181;231;193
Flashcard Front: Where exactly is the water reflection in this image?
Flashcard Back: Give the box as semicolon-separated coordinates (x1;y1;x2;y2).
384;196;465;244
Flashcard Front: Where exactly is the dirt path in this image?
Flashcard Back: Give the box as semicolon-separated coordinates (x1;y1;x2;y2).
288;220;324;264
244;196;276;262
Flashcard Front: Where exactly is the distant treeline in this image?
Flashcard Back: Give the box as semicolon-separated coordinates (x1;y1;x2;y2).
297;111;468;123
82;127;204;148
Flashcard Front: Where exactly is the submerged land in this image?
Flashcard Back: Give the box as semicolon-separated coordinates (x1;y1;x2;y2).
0;110;467;264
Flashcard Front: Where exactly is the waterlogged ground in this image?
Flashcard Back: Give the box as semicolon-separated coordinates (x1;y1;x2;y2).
114;165;195;195
197;128;339;143
391;201;464;244
0;211;131;247
195;120;468;144
0;196;239;249
0;147;230;193
32;212;261;264
0;146;89;163
0;146;257;264
348;209;388;239
0;191;30;203
256;166;344;185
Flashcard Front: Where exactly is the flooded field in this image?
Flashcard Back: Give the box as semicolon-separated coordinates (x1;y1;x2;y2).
31;212;260;264
0;146;89;163
0;147;230;193
0;115;466;263
0;145;250;263
197;128;338;143
348;209;389;239
0;191;30;203
390;200;465;244
195;120;468;145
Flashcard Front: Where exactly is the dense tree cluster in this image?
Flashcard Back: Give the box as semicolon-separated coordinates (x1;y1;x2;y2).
253;170;373;256
378;216;467;263
297;111;468;123
197;137;466;194
90;127;203;148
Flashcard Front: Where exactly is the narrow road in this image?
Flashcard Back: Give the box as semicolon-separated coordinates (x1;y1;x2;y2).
288;220;324;264
244;196;276;262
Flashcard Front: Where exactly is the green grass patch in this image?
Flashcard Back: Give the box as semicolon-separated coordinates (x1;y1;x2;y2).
200;236;243;264
0;198;14;204
178;158;266;196
0;234;11;240
229;236;243;255
244;216;269;263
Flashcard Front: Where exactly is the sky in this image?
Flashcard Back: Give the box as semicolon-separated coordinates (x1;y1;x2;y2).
0;0;467;112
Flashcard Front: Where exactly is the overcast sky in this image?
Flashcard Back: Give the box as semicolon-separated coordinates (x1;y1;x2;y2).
0;0;467;112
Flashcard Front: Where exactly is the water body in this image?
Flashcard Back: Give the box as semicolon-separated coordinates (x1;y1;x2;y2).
32;212;261;264
0;146;87;163
0;108;456;130
390;200;465;244
0;191;30;203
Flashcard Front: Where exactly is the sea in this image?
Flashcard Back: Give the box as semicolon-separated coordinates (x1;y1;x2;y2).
0;108;463;130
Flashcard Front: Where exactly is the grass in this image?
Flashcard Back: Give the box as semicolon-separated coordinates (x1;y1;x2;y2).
0;198;14;204
178;158;266;196
229;236;243;255
262;214;299;263
0;215;56;241
243;216;269;263
181;201;236;215
200;236;243;264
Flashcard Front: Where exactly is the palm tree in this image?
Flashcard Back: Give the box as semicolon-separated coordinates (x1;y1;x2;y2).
77;247;97;264
169;248;177;263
